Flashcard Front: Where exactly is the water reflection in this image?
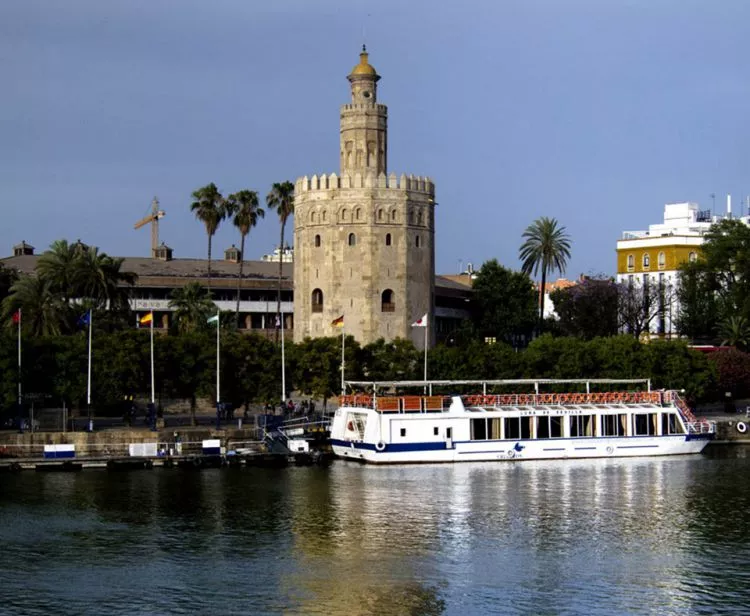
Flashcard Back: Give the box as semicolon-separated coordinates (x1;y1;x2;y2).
1;451;750;615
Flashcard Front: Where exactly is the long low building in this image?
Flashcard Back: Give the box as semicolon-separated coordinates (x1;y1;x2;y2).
2;241;472;343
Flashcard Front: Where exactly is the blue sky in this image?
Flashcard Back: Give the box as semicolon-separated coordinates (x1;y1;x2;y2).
2;0;748;279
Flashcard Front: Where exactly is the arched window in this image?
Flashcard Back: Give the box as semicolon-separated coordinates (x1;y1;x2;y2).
416;235;421;248
381;289;395;312
689;251;697;263
391;210;397;222
355;207;361;220
658;251;666;269
314;234;321;247
417;210;423;225
311;211;317;223
311;289;323;313
377;209;383;221
322;211;327;222
348;233;356;246
385;233;392;246
643;253;650;269
341;208;347;222
627;254;634;271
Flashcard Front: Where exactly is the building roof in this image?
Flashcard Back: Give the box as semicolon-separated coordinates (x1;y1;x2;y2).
0;254;292;283
349;46;378;77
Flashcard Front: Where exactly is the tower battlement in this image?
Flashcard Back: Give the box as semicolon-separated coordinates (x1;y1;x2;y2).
340;103;388;113
295;172;435;197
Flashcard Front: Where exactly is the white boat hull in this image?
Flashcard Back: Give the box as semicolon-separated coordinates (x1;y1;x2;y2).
331;434;710;464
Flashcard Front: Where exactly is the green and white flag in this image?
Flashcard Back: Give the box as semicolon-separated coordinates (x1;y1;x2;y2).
207;314;219;325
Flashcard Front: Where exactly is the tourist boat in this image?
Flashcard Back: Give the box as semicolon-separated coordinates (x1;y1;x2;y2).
330;379;716;464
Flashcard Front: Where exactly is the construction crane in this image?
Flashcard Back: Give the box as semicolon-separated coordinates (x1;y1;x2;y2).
134;197;166;257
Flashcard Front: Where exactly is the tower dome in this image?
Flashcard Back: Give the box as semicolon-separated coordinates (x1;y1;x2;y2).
349;45;378;78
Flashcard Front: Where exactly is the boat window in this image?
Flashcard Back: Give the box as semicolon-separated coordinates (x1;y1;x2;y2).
433;427;439;436
601;414;620;437
471;418;488;440
504;417;520;440
570;415;595;437
633;413;657;436
489;418;502;440
400;428;406;437
521;418;532;439
661;412;684;435
550;416;563;438
537;417;550;439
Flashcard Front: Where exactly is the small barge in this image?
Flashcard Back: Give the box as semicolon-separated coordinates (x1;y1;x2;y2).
330;379;716;464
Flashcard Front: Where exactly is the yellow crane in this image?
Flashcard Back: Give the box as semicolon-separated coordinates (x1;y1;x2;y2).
134;197;166;257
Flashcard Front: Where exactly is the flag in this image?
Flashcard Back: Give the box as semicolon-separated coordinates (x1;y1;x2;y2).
78;310;91;327
11;309;20;325
331;315;344;328
139;312;153;325
207;314;219;325
411;313;428;327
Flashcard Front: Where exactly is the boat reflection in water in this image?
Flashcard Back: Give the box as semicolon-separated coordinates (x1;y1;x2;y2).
2;451;750;615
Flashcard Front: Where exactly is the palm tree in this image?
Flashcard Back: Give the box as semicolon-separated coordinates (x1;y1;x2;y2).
168;282;217;333
719;315;750;351
266;181;295;340
36;239;84;303
519;216;572;327
74;246;137;311
1;276;67;336
190;183;226;290
225;190;265;328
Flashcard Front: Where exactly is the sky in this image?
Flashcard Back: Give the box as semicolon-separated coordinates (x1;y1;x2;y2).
2;0;749;279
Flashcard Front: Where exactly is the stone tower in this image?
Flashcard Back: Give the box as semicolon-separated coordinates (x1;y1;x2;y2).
293;47;436;348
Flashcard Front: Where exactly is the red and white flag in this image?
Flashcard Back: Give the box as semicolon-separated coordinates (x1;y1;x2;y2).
411;313;427;327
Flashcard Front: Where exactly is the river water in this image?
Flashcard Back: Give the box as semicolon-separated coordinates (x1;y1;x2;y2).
1;449;750;616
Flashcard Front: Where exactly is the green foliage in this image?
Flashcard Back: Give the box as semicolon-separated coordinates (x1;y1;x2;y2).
360;338;420;381
168;282;217;333
292;336;361;404
0;263;18;303
266;180;295;331
471;259;536;345
519;216;572;324
677;219;750;342
551;277;618;339
191;182;228;287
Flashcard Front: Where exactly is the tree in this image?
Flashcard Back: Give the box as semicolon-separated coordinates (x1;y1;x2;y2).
36;239;85;303
470;259;536;346
519;217;572;327
616;279;674;340
0;263;18;303
1;275;68;336
225;190;264;328
190;183;226;290
676;219;750;343
551;277;618;339
168;282;217;333
74;246;137;312
266;181;295;341
719;316;750;351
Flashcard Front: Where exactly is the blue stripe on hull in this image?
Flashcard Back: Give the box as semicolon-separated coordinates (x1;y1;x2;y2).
329;439;446;453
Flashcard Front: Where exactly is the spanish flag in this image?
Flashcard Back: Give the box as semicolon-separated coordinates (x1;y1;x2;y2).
331;315;344;328
139;312;153;325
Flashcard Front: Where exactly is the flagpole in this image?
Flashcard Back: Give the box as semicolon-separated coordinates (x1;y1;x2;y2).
280;309;286;403
87;310;93;407
216;310;220;405
341;321;345;395
423;317;428;393
150;312;155;404
17;308;22;433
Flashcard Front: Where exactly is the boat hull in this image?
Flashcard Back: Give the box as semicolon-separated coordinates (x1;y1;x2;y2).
331;434;712;464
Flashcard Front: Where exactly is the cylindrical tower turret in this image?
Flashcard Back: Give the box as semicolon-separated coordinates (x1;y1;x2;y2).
340;46;388;176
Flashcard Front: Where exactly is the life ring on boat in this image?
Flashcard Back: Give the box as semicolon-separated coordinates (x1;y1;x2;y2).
606;446;614;455
737;422;747;434
507;450;516;459
375;441;387;452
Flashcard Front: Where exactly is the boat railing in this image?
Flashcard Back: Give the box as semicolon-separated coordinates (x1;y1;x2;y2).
686;420;716;434
339;390;672;413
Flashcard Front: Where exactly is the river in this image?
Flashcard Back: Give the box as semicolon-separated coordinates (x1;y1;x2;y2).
1;448;749;615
